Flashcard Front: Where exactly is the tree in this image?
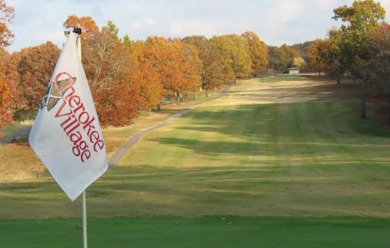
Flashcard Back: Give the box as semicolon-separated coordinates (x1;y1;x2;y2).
0;0;14;48
0;0;14;129
268;44;301;73
241;31;269;76
83;20;143;127
182;35;226;97
144;36;201;105
332;0;385;117
309;39;333;75
211;34;251;83
127;40;163;111
15;42;61;121
361;22;390;124
178;42;203;102
292;41;314;71
0;49;17;129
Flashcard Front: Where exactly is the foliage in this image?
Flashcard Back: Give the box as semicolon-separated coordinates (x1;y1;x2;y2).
0;49;17;129
268;44;301;72
291;41;314;70
0;0;14;48
360;23;390;123
332;0;385;81
308;39;330;74
143;37;203;104
15;42;61;121
363;23;390;88
211;34;252;81
182;35;226;96
0;0;14;129
129;40;163;110
241;31;269;75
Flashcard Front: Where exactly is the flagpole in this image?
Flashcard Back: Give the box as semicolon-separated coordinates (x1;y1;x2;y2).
82;190;87;248
73;24;87;248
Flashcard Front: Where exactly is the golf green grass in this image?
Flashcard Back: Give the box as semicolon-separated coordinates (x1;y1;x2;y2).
1;217;389;248
1;76;390;247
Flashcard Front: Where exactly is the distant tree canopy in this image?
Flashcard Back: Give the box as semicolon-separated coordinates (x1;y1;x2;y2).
268;44;302;72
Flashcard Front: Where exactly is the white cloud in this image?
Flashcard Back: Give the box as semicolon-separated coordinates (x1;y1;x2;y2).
6;0;390;51
264;0;306;29
169;19;216;38
262;0;306;45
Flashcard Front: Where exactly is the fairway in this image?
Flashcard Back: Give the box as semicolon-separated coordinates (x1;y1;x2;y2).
1;76;390;247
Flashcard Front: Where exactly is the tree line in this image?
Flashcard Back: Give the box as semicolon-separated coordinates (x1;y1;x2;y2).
1;0;390;129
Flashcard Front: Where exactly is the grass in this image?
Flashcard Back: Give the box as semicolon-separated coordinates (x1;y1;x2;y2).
1;217;390;248
1;76;390;246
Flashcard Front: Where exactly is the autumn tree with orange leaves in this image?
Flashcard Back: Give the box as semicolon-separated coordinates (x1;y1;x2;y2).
145;37;203;105
15;42;61;121
0;49;17;129
128;40;163;111
0;0;14;129
64;16;162;126
182;35;226;97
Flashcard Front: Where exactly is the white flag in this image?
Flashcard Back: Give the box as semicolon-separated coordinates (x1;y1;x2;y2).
29;32;108;201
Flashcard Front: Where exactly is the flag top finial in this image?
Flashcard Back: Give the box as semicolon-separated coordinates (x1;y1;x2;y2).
73;24;82;35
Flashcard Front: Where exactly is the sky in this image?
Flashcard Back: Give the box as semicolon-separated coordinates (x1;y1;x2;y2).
5;0;390;52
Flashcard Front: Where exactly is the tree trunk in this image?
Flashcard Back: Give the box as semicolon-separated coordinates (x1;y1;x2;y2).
176;91;180;105
388;94;390;125
360;80;367;119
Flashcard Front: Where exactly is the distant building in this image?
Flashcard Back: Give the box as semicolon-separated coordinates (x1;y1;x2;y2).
284;67;300;74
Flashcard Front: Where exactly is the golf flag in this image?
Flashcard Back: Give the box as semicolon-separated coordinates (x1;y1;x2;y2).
29;32;108;201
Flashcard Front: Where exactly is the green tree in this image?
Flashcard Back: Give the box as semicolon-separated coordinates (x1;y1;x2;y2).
332;0;385;118
361;22;390;124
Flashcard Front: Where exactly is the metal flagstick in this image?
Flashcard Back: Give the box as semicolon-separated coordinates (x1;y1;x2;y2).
73;24;87;248
82;191;87;248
